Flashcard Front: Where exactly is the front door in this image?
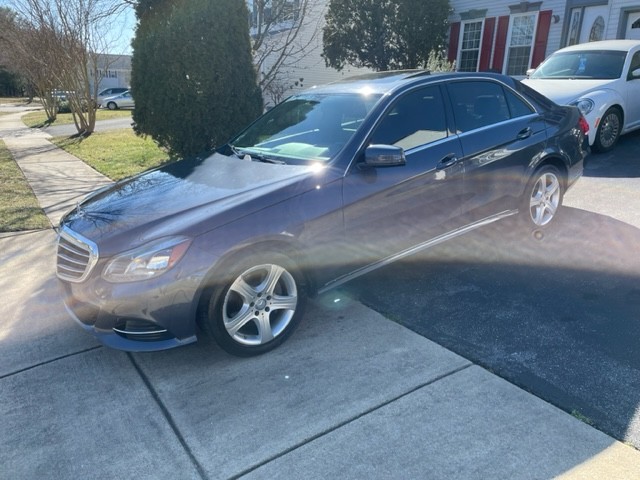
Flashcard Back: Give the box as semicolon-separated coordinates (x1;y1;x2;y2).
580;5;609;43
341;85;465;270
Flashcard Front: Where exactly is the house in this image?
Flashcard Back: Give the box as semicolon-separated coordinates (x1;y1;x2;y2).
447;0;640;76
248;0;370;103
89;54;132;92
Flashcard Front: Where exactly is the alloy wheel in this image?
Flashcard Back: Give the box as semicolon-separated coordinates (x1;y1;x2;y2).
529;171;561;227
222;263;298;346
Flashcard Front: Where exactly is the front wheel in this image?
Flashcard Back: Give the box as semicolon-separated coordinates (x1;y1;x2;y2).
593;107;622;153
521;165;563;231
201;253;306;356
107;102;117;110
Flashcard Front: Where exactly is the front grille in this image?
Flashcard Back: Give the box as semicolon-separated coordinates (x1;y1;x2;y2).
56;226;99;283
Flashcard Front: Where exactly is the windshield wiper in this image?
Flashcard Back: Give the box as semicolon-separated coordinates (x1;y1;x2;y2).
252;154;287;165
229;144;247;159
230;145;286;164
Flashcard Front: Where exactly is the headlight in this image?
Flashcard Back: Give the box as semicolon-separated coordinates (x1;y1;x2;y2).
103;236;192;283
571;98;595;116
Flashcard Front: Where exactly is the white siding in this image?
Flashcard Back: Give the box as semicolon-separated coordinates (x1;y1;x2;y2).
258;0;370;103
608;1;640;38
449;0;567;59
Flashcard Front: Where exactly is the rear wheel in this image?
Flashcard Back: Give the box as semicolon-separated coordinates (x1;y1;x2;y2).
521;165;563;231
593;107;622;153
201;252;306;356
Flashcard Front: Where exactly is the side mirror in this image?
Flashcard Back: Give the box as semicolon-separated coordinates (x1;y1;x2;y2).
630;67;640;79
526;68;536;78
363;144;406;168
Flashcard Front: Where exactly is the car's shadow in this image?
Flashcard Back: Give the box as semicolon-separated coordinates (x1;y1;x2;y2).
584;128;640;178
343;206;640;449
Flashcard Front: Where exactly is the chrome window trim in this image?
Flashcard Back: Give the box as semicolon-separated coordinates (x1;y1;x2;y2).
57;225;99;283
345;76;540;175
454;112;541;138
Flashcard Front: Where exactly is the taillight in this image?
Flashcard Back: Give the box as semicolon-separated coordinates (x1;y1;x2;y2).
578;115;589;135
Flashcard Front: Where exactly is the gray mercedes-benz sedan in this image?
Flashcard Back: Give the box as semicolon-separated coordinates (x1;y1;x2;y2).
57;71;588;356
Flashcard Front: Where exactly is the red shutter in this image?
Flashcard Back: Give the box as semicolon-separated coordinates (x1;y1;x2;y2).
492;16;510;73
448;22;461;64
531;10;552;69
478;17;496;72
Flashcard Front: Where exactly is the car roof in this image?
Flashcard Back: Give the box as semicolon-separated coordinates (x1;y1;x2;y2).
308;70;516;96
556;39;640;53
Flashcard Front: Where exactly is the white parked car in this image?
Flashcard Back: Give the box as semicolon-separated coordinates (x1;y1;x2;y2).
101;90;134;110
523;40;640;152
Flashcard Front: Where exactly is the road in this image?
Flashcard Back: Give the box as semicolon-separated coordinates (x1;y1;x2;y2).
344;129;640;449
41;115;133;137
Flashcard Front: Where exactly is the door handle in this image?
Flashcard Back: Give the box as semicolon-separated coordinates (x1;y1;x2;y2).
437;153;459;170
517;127;532;139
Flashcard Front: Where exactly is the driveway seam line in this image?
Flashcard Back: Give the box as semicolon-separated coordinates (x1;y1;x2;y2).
127;352;209;480
0;345;102;379
229;362;474;479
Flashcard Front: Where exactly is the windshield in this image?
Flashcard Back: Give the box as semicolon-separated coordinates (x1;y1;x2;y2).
230;93;381;163
530;50;627;80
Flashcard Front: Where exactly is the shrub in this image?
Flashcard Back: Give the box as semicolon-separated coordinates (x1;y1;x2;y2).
131;0;263;157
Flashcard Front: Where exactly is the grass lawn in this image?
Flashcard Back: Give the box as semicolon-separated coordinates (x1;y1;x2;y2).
52;129;170;181
22;109;132;128
0;140;50;232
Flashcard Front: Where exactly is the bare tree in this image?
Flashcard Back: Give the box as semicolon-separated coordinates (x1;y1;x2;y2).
0;8;61;118
7;0;129;135
249;0;321;104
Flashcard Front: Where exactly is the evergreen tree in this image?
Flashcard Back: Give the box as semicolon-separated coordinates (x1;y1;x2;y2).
131;0;263;157
322;0;451;71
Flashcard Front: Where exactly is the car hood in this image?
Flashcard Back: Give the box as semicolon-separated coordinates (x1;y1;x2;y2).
61;153;317;253
522;78;617;105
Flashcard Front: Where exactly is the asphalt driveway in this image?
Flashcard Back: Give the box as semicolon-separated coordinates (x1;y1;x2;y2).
345;130;640;450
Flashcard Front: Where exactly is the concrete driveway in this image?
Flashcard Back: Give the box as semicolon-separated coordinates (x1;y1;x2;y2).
2;104;640;479
2;229;640;479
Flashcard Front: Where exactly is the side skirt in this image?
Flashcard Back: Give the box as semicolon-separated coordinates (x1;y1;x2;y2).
318;209;518;294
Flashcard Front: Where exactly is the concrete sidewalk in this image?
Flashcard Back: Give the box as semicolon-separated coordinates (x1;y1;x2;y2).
1;107;640;479
0;110;111;227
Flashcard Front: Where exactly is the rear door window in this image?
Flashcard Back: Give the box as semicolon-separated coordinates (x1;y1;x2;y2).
448;81;511;133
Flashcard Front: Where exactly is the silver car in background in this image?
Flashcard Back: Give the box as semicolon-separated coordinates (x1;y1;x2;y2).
101;90;134;110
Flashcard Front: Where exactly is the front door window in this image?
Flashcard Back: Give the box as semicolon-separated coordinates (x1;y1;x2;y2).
589;16;605;42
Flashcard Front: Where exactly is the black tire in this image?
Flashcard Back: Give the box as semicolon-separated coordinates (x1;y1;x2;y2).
107;102;118;110
200;252;306;357
593;107;622;153
520;165;563;233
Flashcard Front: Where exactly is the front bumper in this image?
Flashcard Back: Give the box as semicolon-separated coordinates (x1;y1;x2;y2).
60;274;201;351
57;235;220;352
